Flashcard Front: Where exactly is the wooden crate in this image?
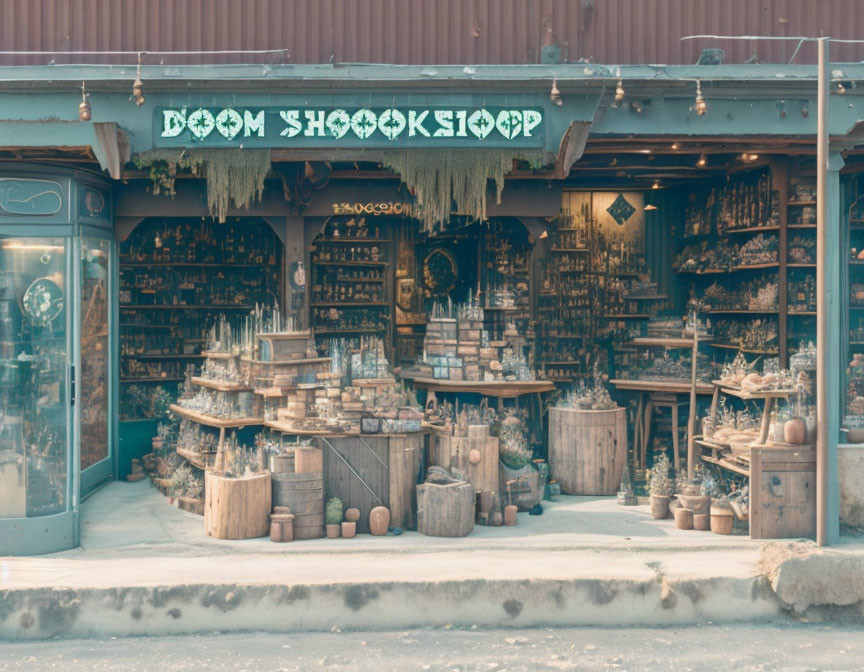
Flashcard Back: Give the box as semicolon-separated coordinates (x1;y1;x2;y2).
317;433;425;533
749;444;816;540
548;407;627;495
429;425;499;494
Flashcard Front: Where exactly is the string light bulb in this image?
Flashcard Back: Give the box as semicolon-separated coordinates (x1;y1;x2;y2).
836;82;847;95
670;142;680;150
614;78;625;103
652;180;660;189
696;154;708;167
78;81;91;121
694;80;707;116
550;78;563;106
132;53;145;106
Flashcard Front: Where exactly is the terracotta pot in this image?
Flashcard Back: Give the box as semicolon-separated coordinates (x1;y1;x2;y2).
326;523;341;539
345;508;360;523
710;506;735;535
650;494;670;520
693;513;710;531
341;521;357;539
369;506;390;536
674;507;694;530
847;428;864;444
676;494;710;516
784;417;807;445
503;505;518;526
270;521;283;543
491;511;503;526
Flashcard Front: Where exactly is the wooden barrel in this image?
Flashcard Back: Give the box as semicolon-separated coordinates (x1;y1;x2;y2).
295;446;323;474
271;471;324;539
548;406;627;495
271;452;295;474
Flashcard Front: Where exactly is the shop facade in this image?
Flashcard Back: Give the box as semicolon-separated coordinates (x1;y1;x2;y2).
1;62;862;554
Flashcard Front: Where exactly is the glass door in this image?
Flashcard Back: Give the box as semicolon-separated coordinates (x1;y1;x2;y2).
79;231;114;493
0;236;71;520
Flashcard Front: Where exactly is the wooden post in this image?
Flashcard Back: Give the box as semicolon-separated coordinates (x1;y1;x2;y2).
687;326;698;480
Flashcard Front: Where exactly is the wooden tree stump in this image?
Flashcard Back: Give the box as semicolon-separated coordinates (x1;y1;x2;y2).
205;472;271;539
416;481;475;537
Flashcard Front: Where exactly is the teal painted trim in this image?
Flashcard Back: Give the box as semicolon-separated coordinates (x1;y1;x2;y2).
3;62;864;84
827;150;844;545
0;511;78;556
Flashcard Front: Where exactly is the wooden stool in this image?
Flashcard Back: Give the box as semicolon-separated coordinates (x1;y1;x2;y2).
641;392;688;472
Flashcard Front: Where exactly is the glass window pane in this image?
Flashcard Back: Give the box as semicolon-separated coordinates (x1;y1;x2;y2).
80;238;110;470
0;237;68;518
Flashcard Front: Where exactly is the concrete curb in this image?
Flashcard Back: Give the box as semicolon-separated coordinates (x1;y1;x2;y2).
1;574;785;640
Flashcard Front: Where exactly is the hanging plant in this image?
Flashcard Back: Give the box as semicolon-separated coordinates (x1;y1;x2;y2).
381;149;550;231
132;148;271;222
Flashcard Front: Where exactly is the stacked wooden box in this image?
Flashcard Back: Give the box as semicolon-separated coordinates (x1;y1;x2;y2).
420;314;510;381
429;424;500;501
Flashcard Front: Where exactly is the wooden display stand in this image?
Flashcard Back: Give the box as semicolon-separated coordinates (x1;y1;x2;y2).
429;425;499;495
416;481;475;537
548;406;627;495
316;432;425;533
204;471;271;539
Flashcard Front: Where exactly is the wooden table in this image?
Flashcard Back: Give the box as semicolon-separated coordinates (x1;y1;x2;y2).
402;376;554;406
609;379;714;471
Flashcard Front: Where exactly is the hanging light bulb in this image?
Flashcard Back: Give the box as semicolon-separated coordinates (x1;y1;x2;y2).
652;180;661;189
836;82;847;95
78;81;91;121
550;78;563;106
696;154;708;167
132;53;145;106
670;142;680;150
614;78;625;103
694;80;707;116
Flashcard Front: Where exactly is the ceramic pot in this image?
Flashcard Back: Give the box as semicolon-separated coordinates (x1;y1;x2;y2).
270;521;283;543
503;505;518;526
341;521;357;539
369;506;390;535
847;428;864;444
326;523;341;539
650;494;670;520
674;507;694;530
784;418;807;445
345;508;360;523
710;506;735;535
693;513;710;531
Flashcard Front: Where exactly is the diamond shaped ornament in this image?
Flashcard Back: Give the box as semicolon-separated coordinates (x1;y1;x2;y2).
607;193;636;225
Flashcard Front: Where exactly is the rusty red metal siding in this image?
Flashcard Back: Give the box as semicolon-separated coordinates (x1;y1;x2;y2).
2;0;864;66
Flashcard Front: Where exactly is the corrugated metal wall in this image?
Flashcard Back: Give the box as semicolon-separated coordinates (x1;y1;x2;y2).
2;0;864;66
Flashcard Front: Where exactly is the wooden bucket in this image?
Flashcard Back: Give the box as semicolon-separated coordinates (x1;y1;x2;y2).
204;472;271;540
271;472;324;539
548;406;627;495
292;511;325;539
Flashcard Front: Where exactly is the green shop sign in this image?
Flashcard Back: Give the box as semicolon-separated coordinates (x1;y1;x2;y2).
155;106;544;149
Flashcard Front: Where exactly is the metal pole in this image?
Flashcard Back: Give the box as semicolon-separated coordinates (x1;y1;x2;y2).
816;37;829;547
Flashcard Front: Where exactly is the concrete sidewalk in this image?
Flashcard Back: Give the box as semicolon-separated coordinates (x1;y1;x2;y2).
0;480;860;639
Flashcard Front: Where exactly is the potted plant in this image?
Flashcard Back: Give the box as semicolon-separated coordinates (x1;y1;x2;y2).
325;497;343;538
649;453;674;519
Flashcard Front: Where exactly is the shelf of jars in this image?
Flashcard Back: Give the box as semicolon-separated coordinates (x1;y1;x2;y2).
119;218;282;422
310;217;393;345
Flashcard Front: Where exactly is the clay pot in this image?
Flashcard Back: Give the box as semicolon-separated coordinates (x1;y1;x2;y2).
270;521;283;542
710;506;735;535
345;508;360;523
341;521;357;539
273;506;292;515
847;428;864;444
784;417;807;445
326;523;341;539
650;494;670;520
674;507;694;530
369;506;390;535
676;494;710;516
503;505;518;526
693;513;710;531
270;513;294;542
491;511;504;526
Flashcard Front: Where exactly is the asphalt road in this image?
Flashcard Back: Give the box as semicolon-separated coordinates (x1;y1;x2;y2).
2;624;863;671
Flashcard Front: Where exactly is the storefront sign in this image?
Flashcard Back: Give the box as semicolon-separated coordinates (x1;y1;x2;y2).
156;106;544;148
332;202;417;216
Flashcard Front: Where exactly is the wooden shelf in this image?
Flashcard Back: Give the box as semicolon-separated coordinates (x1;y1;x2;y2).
706;309;778;315
788;224;817;229
609;379;714;395
624;294;669;301
726;225;779;234
240;356;330;366
788;311;817;316
169;404;263;428
120;304;253;310
190;377;252;392
676;268;727;275
176;447;207;470
732;262;780;271
788;200;817;206
312;260;388;267
126;353;205;359
310;301;389;307
120;262;276;268
700;453;750;477
315;238;391;244
787;263;816;268
313;328;386;334
604;314;650;320
119;323;183;330
121;377;184;384
550;247;589;253
712;382;795;400
628;337;708;348
709;343;778;355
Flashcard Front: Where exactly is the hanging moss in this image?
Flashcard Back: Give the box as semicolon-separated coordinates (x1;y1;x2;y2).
381;149;551;231
132;148;271;222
